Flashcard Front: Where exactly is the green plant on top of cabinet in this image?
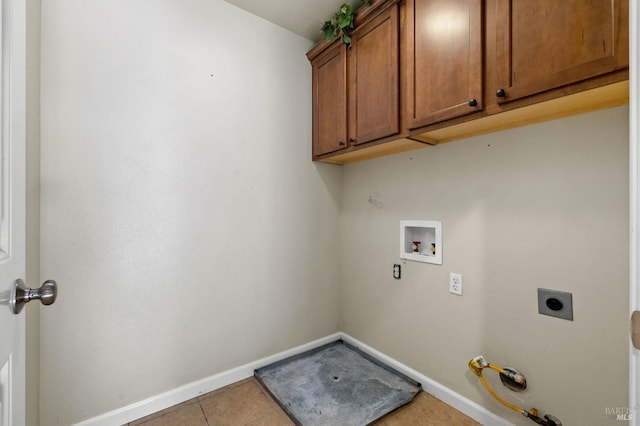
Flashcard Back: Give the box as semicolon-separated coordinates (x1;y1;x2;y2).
493;0;629;105
321;0;371;47
405;0;483;130
307;0;403;161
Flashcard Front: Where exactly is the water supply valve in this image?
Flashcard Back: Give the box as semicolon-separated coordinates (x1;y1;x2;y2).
468;356;561;426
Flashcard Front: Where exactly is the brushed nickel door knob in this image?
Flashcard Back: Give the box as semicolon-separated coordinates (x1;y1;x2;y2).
10;279;57;314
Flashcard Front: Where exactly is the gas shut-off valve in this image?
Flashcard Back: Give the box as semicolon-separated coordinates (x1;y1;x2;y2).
468;356;562;426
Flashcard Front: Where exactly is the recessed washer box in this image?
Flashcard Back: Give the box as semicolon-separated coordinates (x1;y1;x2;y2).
400;220;442;264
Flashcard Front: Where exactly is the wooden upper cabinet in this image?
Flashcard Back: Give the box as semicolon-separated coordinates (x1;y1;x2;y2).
307;0;401;160
406;0;483;130
349;3;400;145
494;0;629;103
307;0;629;163
310;43;348;157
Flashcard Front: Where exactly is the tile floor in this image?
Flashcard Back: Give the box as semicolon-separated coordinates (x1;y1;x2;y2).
126;377;479;426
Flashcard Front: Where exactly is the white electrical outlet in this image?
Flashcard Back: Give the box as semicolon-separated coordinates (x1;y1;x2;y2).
449;273;463;295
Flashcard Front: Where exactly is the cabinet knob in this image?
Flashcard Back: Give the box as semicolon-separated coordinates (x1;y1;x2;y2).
338;141;345;146
349;138;356;143
496;88;506;98
469;99;478;107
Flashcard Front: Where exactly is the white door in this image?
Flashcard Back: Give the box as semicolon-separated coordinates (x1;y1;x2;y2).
0;0;27;424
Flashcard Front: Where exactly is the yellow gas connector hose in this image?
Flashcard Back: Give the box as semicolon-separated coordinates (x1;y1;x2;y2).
468;356;561;426
478;373;525;415
487;363;526;385
487;363;506;374
469;358;525;415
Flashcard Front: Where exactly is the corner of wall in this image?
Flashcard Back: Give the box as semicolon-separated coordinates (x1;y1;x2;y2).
25;0;41;425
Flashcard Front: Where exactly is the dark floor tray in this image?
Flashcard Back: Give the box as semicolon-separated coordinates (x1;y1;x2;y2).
255;340;422;426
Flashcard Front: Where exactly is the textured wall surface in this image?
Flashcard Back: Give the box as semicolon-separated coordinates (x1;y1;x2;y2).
39;1;342;424
37;0;630;424
339;105;629;425
26;1;41;425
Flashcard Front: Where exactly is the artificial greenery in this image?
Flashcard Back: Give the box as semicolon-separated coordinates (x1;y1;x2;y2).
320;0;370;47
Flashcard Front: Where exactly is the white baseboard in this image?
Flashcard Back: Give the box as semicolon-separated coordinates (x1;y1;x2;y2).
73;333;341;426
74;332;509;426
339;334;512;426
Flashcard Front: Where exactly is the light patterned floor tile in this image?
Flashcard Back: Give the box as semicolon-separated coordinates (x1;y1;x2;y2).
128;377;482;426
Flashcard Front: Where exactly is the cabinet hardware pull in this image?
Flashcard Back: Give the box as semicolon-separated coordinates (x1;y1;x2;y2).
468;99;478;107
338;141;345;146
348;138;356;143
496;88;506;98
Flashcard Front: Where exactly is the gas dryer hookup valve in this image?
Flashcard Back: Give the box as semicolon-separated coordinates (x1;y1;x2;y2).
468;356;562;426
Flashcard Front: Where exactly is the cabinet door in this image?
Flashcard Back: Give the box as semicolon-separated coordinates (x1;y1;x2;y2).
349;3;400;145
312;43;348;157
495;0;629;103
406;0;483;130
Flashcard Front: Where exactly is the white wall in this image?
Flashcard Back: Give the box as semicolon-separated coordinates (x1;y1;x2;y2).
39;1;343;424
26;0;41;425
340;105;629;425
38;1;630;425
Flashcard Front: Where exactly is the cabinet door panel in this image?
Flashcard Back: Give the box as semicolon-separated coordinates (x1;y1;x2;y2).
407;0;483;129
313;45;348;156
350;4;400;145
495;0;628;103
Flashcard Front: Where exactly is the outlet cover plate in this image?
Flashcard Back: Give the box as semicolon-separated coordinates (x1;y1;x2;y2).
449;273;463;295
537;288;573;321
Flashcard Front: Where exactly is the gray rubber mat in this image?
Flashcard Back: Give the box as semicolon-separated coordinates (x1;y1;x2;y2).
255;340;421;425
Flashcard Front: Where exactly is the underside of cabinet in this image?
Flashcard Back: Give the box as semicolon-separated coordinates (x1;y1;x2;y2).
316;137;429;164
317;80;629;164
412;80;629;144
